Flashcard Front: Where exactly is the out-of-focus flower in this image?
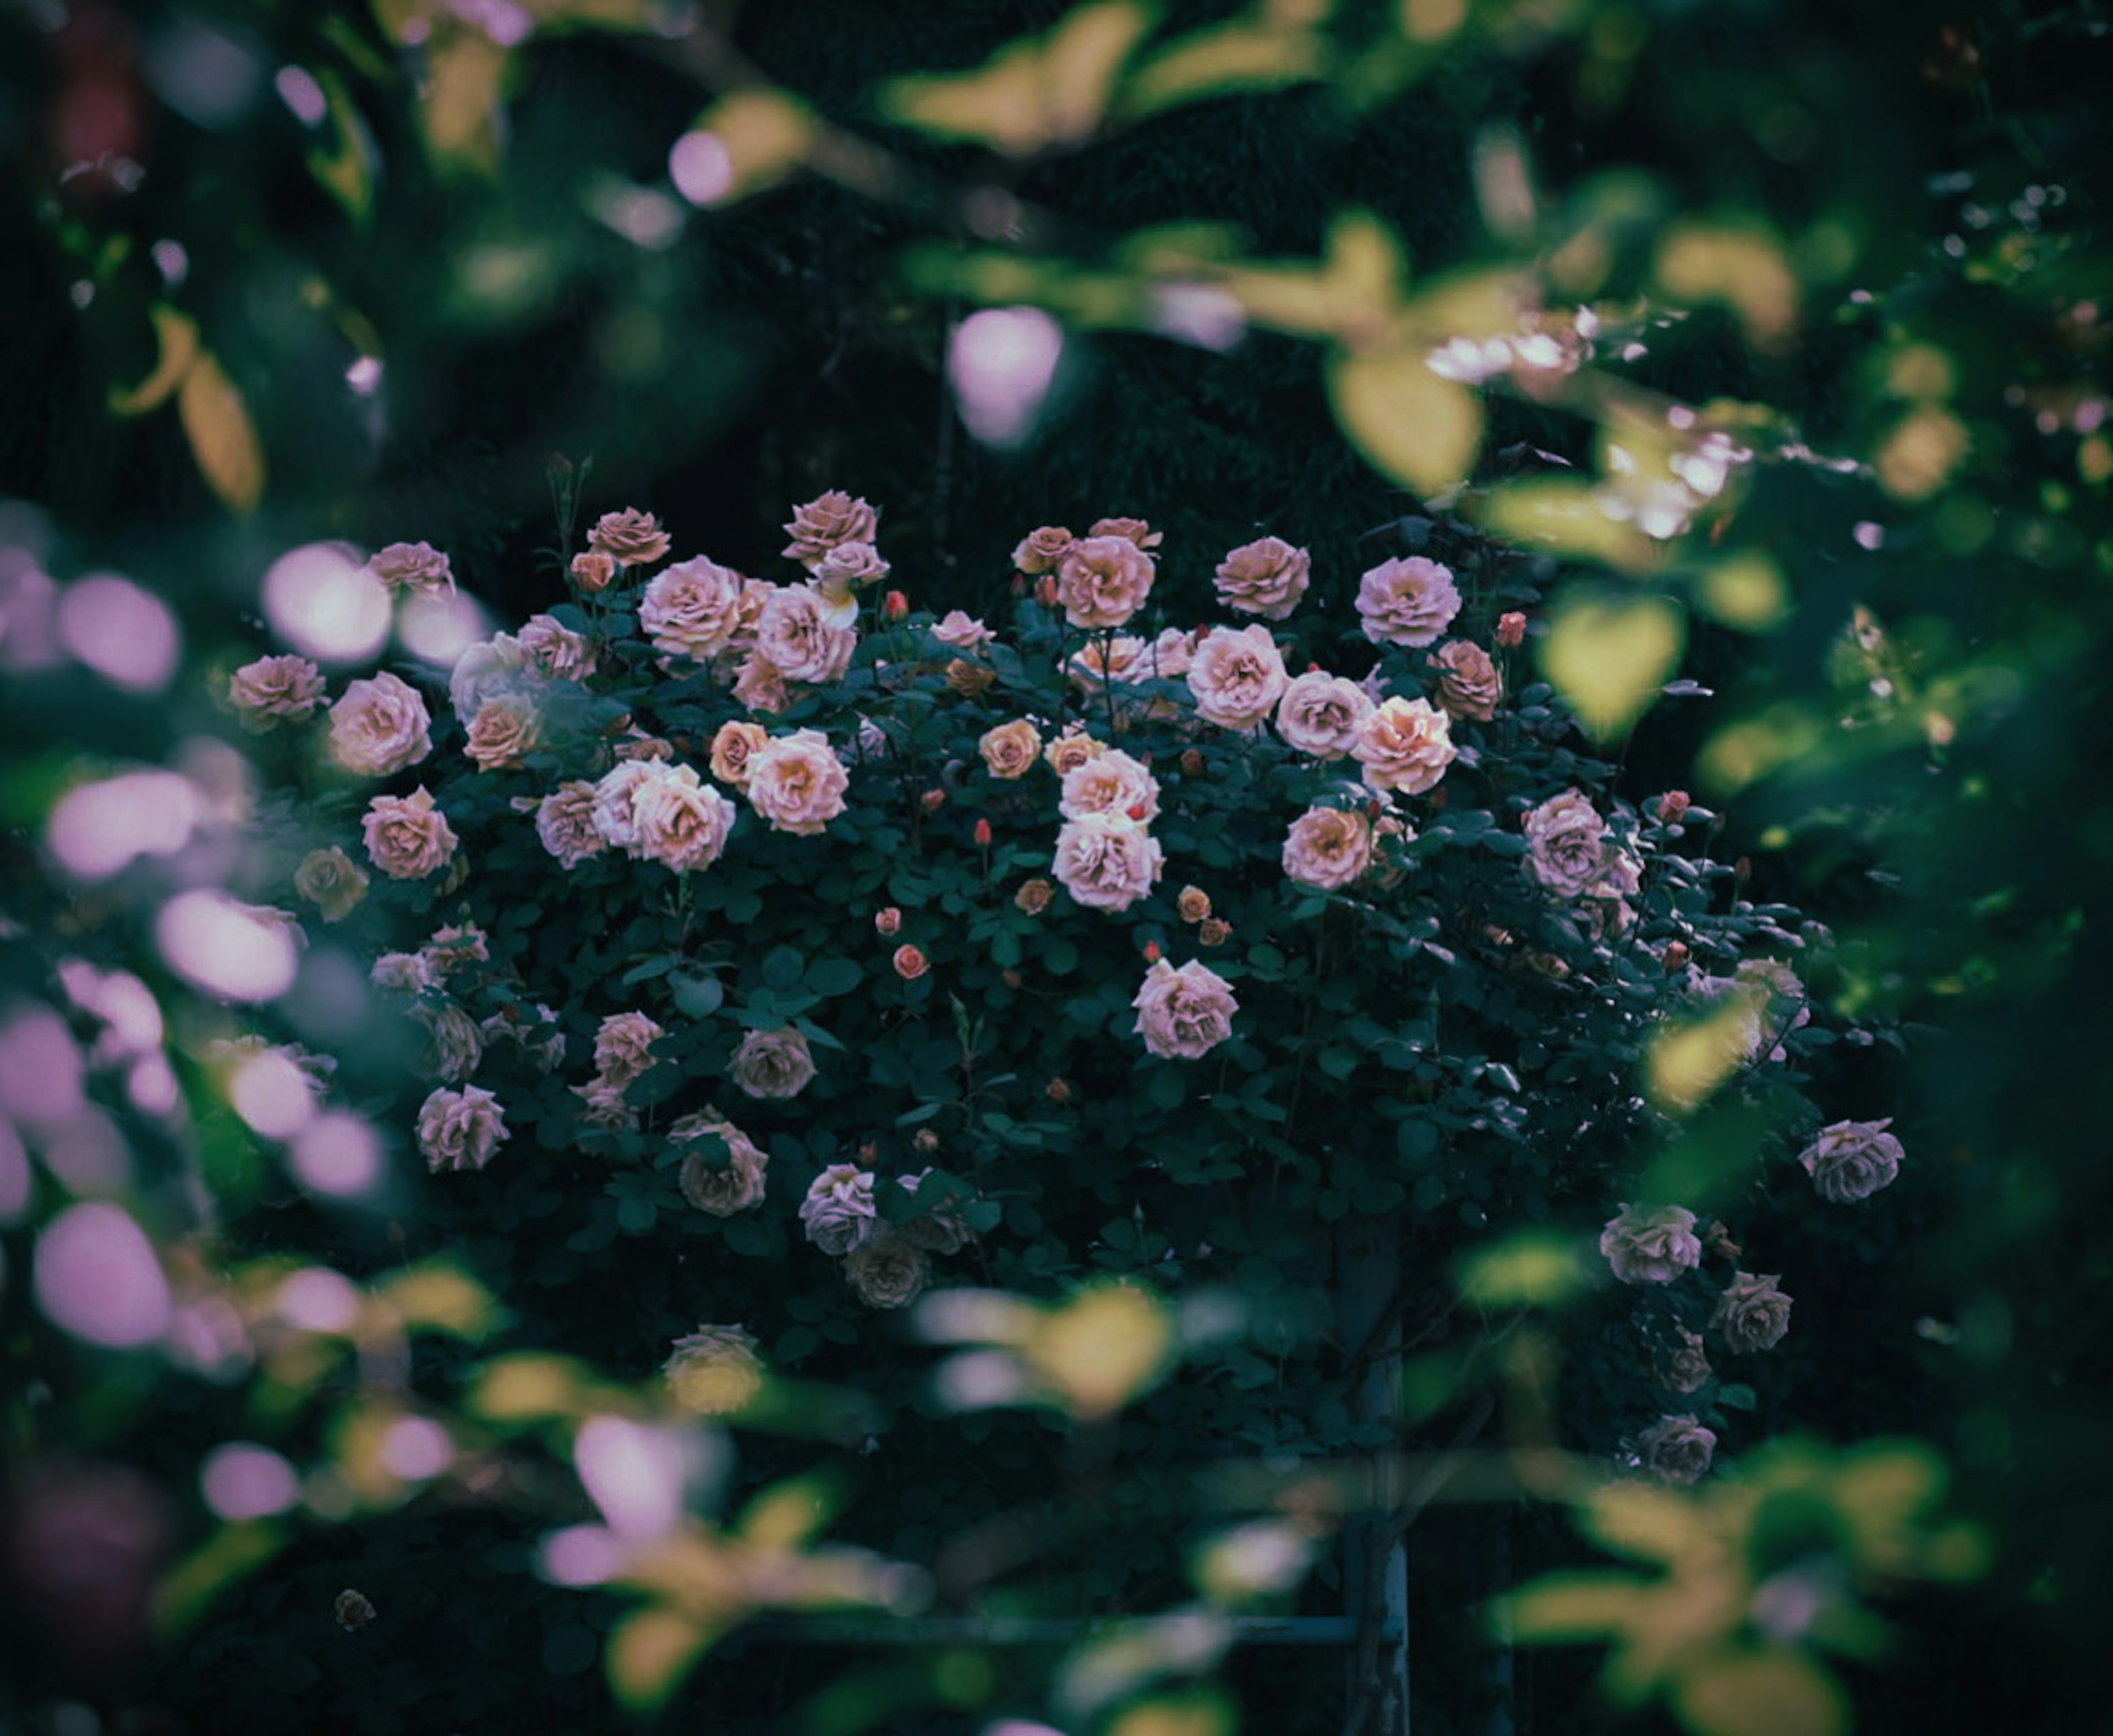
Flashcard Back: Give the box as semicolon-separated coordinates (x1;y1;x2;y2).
844;1232;931;1309
663;1324;764;1414
1635;1415;1716;1485
229;654;326;730
294;847;368;921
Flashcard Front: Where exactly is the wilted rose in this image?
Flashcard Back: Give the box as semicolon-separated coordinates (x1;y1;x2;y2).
745;729;850;836
588;508;670;566
1053;813;1164;913
294;847;368;921
1431;640;1503;722
1713;1271;1792;1352
229;654;325;730
1356;555;1461;648
1283;807;1374;890
844;1232;932;1309
1276;670;1374;759
1799;1118;1903;1203
731;1027;816;1100
1011;524;1074;573
1055;535;1155;629
782;490;878;568
367;540;454;599
1600;1203;1703;1284
329;672;433;777
799;1162;876;1255
673;1114;769;1217
1352;697;1457;796
1635;1415;1716;1485
1132;957;1239;1059
1188;623;1289;729
416;1083;507;1173
361;787;458;880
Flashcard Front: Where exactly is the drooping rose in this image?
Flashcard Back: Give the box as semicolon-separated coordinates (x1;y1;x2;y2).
1523;790;1610;898
1188;623;1289;729
1132;957;1239;1060
1275;671;1374;760
799;1162;876;1254
229;654;326;730
1059;749;1159;823
1283;807;1374;890
293;847;368;921
535;781;608;868
517;613;595;682
1352;697;1457;796
1431;640;1503;722
673;1114;769;1217
367;541;454;599
1635;1415;1717;1485
844;1232;932;1309
1053;813;1164;913
416;1084;507;1173
1600;1203;1703;1284
745;729;849;836
1356;555;1461;648
1799;1119;1903;1203
1214;535;1311;620
730;1027;816;1100
1054;535;1155;629
1011;525;1074;574
631;763;735;873
640;557;748;662
464;695;541;773
663;1324;764;1415
782;491;878;568
329;672;433;777
1713;1271;1793;1352
588;508;670;566
361;787;458;880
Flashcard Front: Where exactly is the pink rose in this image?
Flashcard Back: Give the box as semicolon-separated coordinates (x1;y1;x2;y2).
1011;525;1075;574
367;541;454;599
1798;1118;1903;1203
1431;640;1502;721
1523;790;1610;897
1214;536;1311;620
730;1027;817;1100
1055;535;1156;629
1053;813;1164;913
844;1233;932;1309
979;720;1043;780
640;557;748;662
782;490;879;568
1275;671;1374;759
1635;1415;1716;1485
1283;807;1373;890
1059;748;1159;823
1352;697;1457;796
328;671;433;777
1356;556;1461;648
588;508;670;566
1599;1203;1703;1284
1187;624;1289;729
535;781;608;868
745;729;850;836
1132;958;1238;1059
800;1162;876;1253
517;613;595;682
362;787;458;880
674;1115;769;1217
757;585;856;686
228;654;325;730
1712;1271;1793;1352
631;763;736;872
464;695;541;773
417;1084;507;1172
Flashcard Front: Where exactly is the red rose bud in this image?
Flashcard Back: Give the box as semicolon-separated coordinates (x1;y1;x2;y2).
1034;574;1060;608
893;944;929;981
857;1142;879;1164
1658;790;1691;826
1126;803;1148;821
1663;940;1690;974
1497;611;1528;648
875;907;902;936
883;589;910;622
1142;941;1162;963
1734;856;1751;890
922;788;947;813
974;818;993;847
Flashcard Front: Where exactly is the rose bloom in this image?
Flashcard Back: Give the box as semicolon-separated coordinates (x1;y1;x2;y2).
1012;524;1075;574
594;1011;665;1087
731;1026;817;1099
1053;813;1164;913
1055;535;1155;629
1276;671;1374;759
845;1233;933;1310
978;719;1042;780
448;632;530;720
1044;728;1108;777
1576;848;1643;942
755;585;856;686
1177;885;1211;924
420;921;488;977
588;761;655;852
572;1074;638;1131
1356;555;1462;648
893;945;930;981
1283;807;1374;890
293;846;368;921
370;950;435;994
800;1162;877;1255
897;1169;973;1254
588;507;670;566
1089;515;1162;550
536;781;607;868
1015;877;1054;915
1060;748;1160;823
228;654;326;730
1655;1327;1711;1395
1734;958;1811;1061
745;729;850;836
517;613;595;682
1713;1271;1793;1352
1132;957;1239;1059
464;694;541;773
1523;790;1610;897
1214;535;1311;620
367;540;454;599
708;720;769;788
1496;610;1528;648
1353;697;1457;796
782;490;879;568
1366;809;1417;888
1188;623;1289;729
1600;1203;1703;1284
640;556;748;662
1431;640;1502;722
328;671;433;777
663;1324;765;1415
1636;1415;1717;1486
362;786;458;880
632;763;736;873
416;1083;507;1173
673;1114;769;1217
933;610;994;652
1148;626;1202;681
813;540;890;602
1197;916;1231;946
1799;1118;1903;1203
570;550;616;593
412;1000;485;1083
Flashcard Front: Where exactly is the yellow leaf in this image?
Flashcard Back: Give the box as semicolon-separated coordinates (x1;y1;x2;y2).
1656;222;1799;350
372;1263;498;1337
737;1472;840;1549
1580;1481;1715;1567
606;1606;713;1712
1455;1231;1586;1308
1500;1570;1645;1641
1696;704;1826;796
306;69;379;222
1026;1280;1173;1419
1644;990;1762;1114
419;23;511;176
1117;20;1326;118
1107;1690;1237;1736
1537;590;1684;741
469;1353;588;1421
1041;0;1159;143
1874;405;1969;501
108;303;200;418
1328;344;1483;500
1479;477;1657;572
1692;551;1789;632
1672;1647;1848;1736
679;90;817;205
177;351;265;515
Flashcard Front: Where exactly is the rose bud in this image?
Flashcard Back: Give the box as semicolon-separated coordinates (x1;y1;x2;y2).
1497;611;1527;648
1180;749;1207;776
1733;856;1751;890
913;1128;940;1153
1010;572;1029;596
1663;939;1691;974
875;907;903;936
1658;790;1691;826
1001;968;1024;988
1430;786;1449;812
1704;1220;1742;1261
857;1142;879;1164
922;788;947;813
893;944;929;981
883;589;910;622
571;551;616;594
973;818;993;847
1034;573;1060;609
1142;941;1162;963
1046;1077;1072;1104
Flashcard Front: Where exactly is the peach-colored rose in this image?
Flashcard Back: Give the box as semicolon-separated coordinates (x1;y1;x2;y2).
293;846;368;921
1600;1203;1703;1284
946;659;997;697
536;780;607;867
367;541;454;599
664;1324;765;1414
631;763;736;872
1132;958;1238;1059
229;654;325;730
1188;623;1288;729
416;1083;507;1173
782;490;878;568
979;720;1043;780
733;651;791;715
1055;535;1155;629
594;1011;665;1087
874;907;902;935
1636;1415;1716;1485
844;1233;931;1309
813;541;889;601
571;550;616;593
933;610;994;652
1089;516;1162;550
757;585;856;686
709;720;769;787
1431;640;1502;721
1798;1118;1903;1203
464;695;541;773
745;729;849;836
1197;917;1231;946
1176;885;1211;923
1015;878;1054;914
517;613;595;682
641;556;747;662
731;1027;816;1100
329;672;433;777
1011;524;1075;574
1214;535;1311;620
1283;807;1374;890
1053;813;1163;913
674;1114;769;1217
1043;729;1108;777
893;945;929;981
588;508;670;566
362;786;458;880
1275;670;1373;759
1713;1271;1792;1352
1060;748;1159;823
1356;555;1461;648
1352;697;1456;795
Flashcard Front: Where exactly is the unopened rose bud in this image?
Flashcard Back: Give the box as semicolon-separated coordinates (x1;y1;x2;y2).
1034;573;1060;609
875;907;902;937
1497;611;1527;648
1046;1077;1072;1104
913;1128;940;1154
1733;856;1751;890
883;589;909;622
922;788;947;814
1010;572;1029;596
1001;969;1024;989
973;818;993;847
1142;941;1162;963
571;551;616;594
1198;917;1231;947
1430;786;1449;812
894;944;929;981
1180;748;1207;776
1015;878;1054;915
1658;790;1691;826
857;1142;879;1164
1663;939;1691;974
1177;885;1211;924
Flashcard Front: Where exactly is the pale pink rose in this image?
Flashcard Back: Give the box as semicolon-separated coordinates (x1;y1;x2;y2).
632;763;736;873
1066;634;1149;696
420;921;488;976
1148;627;1202;680
1053;813;1164;913
800;1162;876;1254
228;654;325;730
1055;535;1155;629
1214;536;1311;620
594;1011;665;1087
367;541;454;599
517;613;596;682
536;781;608;868
1132;957;1238;1059
448;633;530;720
758;584;856;685
1523;790;1609;897
1799;1119;1902;1203
588;508;670;566
1011;525;1075;574
731;1027;816;1100
1275;671;1374;759
640;557;747;662
1600;1203;1703;1284
1188;623;1289;729
572;1074;638;1131
328;671;433;777
664;1324;764;1414
464;695;541;773
1713;1271;1792;1352
1352;697;1456;795
709;720;770;787
979;719;1043;780
674;1114;770;1217
813;541;889;601
845;1233;931;1309
1088;516;1162;550
782;490;879;568
1283;807;1373;890
1060;748;1159;823
1655;1327;1711;1395
1043;729;1108;777
1635;1415;1716;1485
590;762;656;851
361;786;458;880
416;1083;507;1173
371;950;435;994
745;729;850;836
1431;640;1502;721
1356;555;1461;648
733;652;791;715
293;847;368;921
412;999;485;1083
933;610;995;652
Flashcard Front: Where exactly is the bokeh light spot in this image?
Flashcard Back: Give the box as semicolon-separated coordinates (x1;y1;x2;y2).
47;770;199;881
261;542;390;664
57;574;180;693
948;307;1064;448
574;1416;689;1540
200;1443;300;1520
288;1111;384;1198
34;1203;171;1348
156;891;299;1003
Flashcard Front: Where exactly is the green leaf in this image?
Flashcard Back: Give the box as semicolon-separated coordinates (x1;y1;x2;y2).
670;972;724;1018
805;956;863;997
762;946;806;990
1538;590;1687;742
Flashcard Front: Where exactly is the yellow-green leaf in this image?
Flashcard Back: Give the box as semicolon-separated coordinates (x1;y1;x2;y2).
737;1472;841;1549
1117;20;1327;118
1644;990;1762;1114
1656;221;1799;350
151;1520;283;1637
680;89;817;205
1672;1647;1848;1736
1479;477;1657;572
373;1263;499;1337
109;303;200;418
1692;550;1789;632
1580;1481;1712;1567
1500;1570;1646;1641
606;1606;713;1712
1537;590;1685;741
1328;344;1483;501
306;68;379;222
1456;1231;1588;1309
177;351;265;515
419;24;511;176
1026;1280;1173;1419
